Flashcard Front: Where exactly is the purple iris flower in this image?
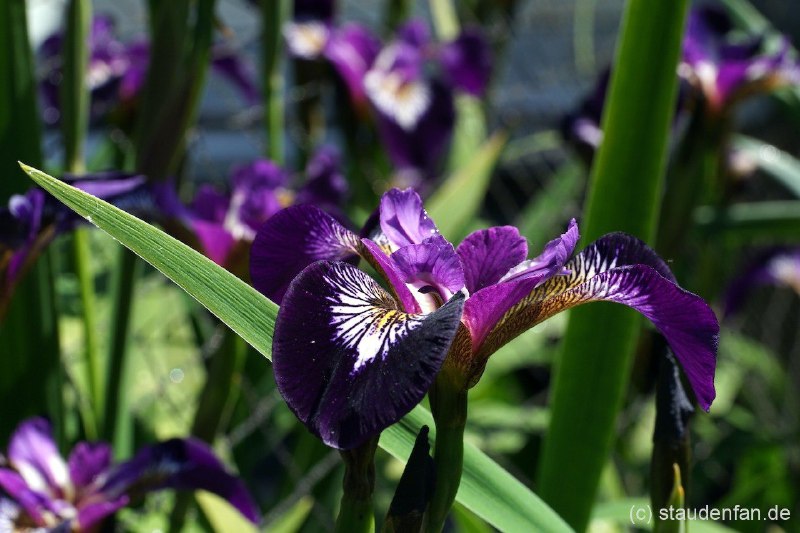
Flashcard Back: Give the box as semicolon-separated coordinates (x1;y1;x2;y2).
680;5;800;114
249;189;719;449
0;418;258;530
283;13;491;185
176;146;347;269
1;173;158;314
724;248;800;316
39;14;259;126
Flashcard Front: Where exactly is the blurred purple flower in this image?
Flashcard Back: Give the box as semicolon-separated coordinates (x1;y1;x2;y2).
174;146;348;269
724;248;800;316
39;14;259;126
680;5;800;113
281;11;492;186
0;417;258;530
249;189;718;449
1;173;160;315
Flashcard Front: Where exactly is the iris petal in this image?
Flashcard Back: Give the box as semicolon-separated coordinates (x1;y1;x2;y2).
7;418;69;497
0;468;48;526
439;29;492;97
471;233;718;409
456;226;528;294
378;189;439;249
67;442;112;490
100;438;259;524
273;261;464;449
250;205;361;303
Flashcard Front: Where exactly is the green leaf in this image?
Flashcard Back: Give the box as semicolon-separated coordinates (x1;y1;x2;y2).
381;407;572;533
427;133;507;242
196;491;259;533
21;163;278;358
538;0;691;529
693;201;800;242
22;163;571;533
732;135;800;198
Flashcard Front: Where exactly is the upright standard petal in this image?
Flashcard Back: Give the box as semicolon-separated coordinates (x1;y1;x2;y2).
457;226;528;294
378;189;439;249
324;24;381;108
7;418;69;498
438;29;492;97
297;146;349;208
250;205;361;303
67;442;113;490
100;438;259;524
466;233;718;409
273;261;464;449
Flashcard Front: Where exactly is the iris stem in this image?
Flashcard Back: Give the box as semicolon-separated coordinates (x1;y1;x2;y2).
425;369;468;532
335;438;378;533
262;0;288;164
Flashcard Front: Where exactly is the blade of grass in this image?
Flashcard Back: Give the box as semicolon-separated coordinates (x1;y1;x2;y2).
0;0;63;445
732;135;800;198
61;0;102;438
22;163;571;533
693;201;800;242
537;0;690;529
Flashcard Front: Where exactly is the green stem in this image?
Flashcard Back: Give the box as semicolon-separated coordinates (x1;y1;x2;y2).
262;0;288;163
424;370;468;532
335;439;378;533
537;0;690;529
102;249;141;455
430;0;460;41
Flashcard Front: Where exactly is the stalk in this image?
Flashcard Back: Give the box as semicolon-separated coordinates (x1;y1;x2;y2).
61;0;101;437
424;368;468;532
262;0;289;164
537;0;690;529
335;438;378;533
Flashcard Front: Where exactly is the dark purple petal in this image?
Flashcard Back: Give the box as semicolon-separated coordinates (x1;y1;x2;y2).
231;159;289;190
297;146;349;208
374;81;455;183
191;219;236;266
211;46;261;106
294;0;336;22
118;40;150;104
378;189;440;249
191;185;230;224
390;235;465;311
365;42;431;131
465;233;718;409
456;226;528;294
7;418;69;497
250;205;361;303
101;438;259;524
228;159;289;234
76;496;129;530
438;29;492;96
324;24;381;107
500;219;579;283
0;469;48;526
273;260;465;449
67;442;113;490
397;19;430;48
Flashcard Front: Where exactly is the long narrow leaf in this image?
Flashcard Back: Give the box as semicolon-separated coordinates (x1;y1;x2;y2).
22;163;571;533
537;0;690;529
693;201;800;242
426;133;506;242
732;135;800;198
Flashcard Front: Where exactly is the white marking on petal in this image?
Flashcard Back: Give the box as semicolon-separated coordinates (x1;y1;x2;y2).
364;45;431;130
284;22;329;59
323;268;423;372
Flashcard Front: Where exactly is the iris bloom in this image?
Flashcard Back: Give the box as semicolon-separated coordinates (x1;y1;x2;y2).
39;14;259;126
1;173;158;316
282;11;491;186
724;248;800;316
250;189;719;449
0;418;258;531
680;6;800;114
167;147;347;270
